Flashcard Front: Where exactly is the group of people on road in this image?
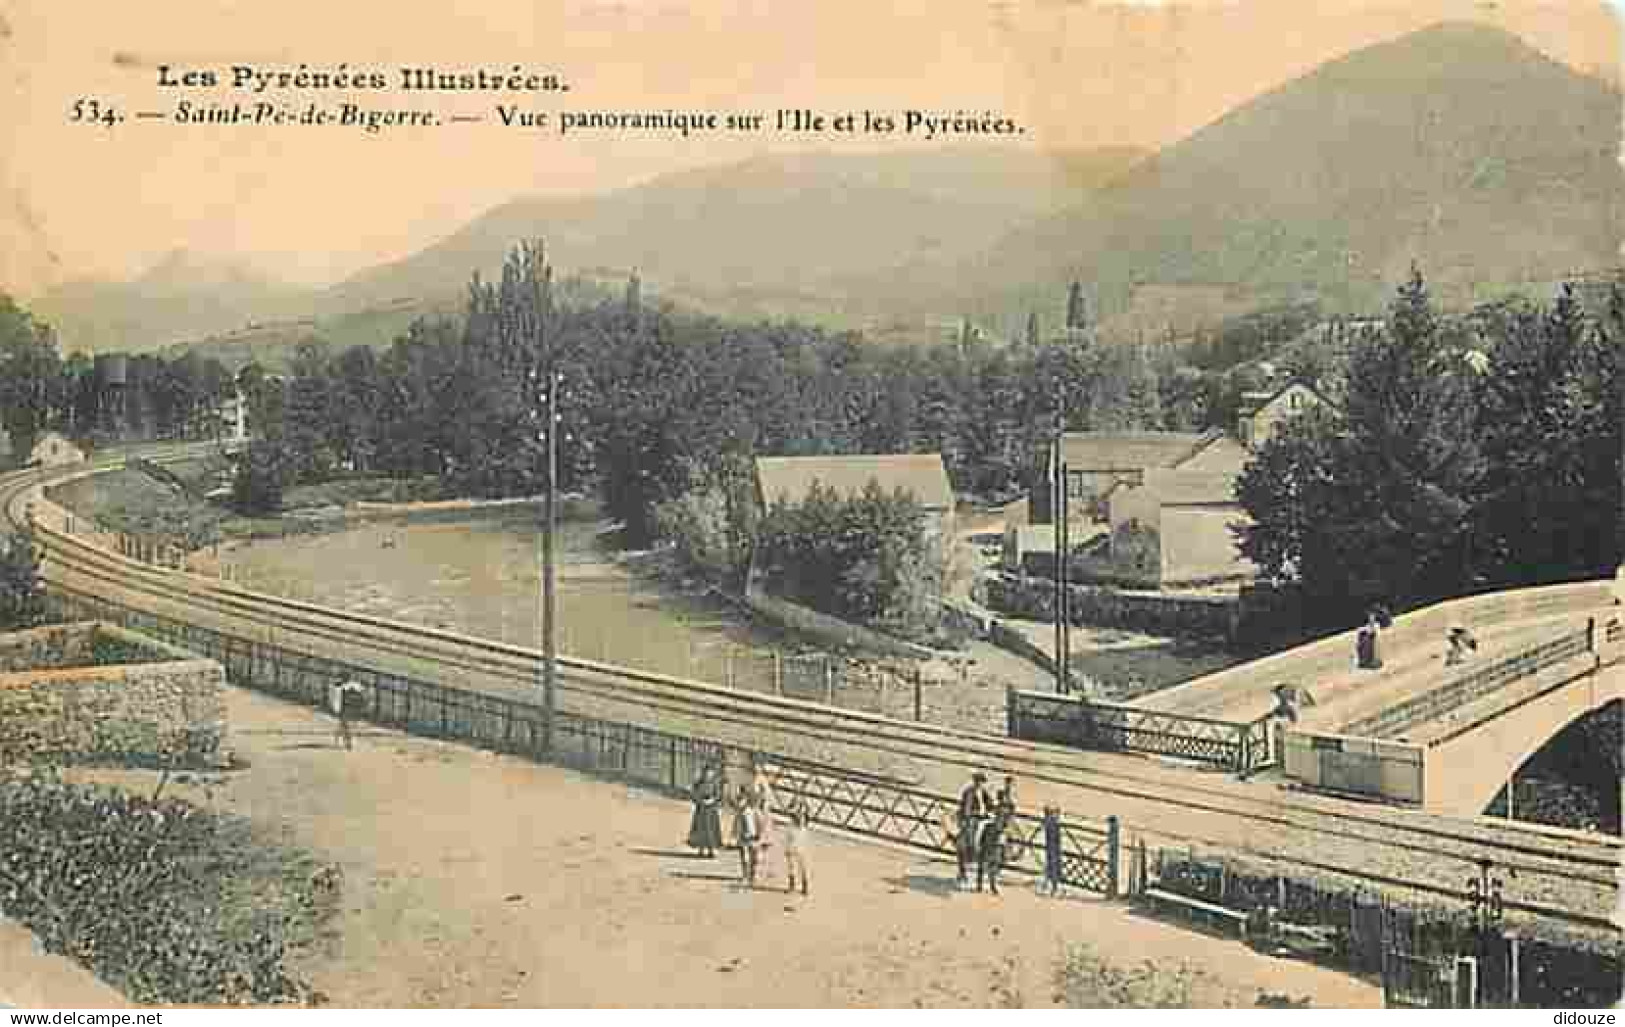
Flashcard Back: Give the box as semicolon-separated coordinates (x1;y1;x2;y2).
687;765;1073;899
955;771;1019;894
687;764;811;895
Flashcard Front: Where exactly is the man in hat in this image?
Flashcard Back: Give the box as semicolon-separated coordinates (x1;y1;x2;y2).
957;772;992;887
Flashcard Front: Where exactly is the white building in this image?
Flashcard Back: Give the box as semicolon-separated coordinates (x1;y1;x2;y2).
217;388;248;444
29;431;86;468
1236;380;1333;450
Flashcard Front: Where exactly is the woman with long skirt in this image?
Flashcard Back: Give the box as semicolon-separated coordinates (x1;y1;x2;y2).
687;765;724;857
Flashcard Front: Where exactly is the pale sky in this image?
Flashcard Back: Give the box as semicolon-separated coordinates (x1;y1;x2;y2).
0;0;1618;295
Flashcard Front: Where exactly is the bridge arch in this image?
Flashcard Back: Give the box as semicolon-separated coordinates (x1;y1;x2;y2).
1422;663;1624;821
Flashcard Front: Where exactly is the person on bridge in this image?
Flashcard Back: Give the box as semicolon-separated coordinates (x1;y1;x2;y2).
1445;625;1478;666
734;795;763;888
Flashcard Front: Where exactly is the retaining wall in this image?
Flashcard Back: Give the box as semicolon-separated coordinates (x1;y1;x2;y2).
0;622;226;766
741;584;936;660
984;572;1236;638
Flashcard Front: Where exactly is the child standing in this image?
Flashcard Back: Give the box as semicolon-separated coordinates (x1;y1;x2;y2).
1040;805;1064;897
783;799;811;896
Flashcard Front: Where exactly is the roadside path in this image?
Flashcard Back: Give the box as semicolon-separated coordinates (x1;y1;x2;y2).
143;685;1379;1008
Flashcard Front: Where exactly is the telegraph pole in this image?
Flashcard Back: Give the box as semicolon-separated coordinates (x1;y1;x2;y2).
530;242;558;755
1053;383;1071;694
543;365;558;753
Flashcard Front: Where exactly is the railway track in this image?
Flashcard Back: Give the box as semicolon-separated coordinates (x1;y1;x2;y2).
6;453;1621;936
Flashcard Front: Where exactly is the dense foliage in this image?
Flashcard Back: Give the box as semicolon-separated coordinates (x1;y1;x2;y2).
755;482;942;638
229;246;1206;546
0;302;234;459
0;772;328;1004
1237;270;1621;625
0;528;46;630
0;297;63;462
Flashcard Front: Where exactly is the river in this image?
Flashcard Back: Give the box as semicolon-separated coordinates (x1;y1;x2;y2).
221;508;792;684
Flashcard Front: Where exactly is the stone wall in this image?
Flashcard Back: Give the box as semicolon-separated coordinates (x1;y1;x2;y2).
984;572;1236;639
0;623;100;672
741;583;937;660
0;621;186;673
0;625;227;767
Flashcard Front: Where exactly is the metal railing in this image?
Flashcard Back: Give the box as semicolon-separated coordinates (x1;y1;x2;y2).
1341;626;1593;739
46;585;1122;896
756;752;1120;895
1010;689;1264;774
1014;616;1607;776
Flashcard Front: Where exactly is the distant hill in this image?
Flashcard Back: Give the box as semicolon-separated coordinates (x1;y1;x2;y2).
320;146;1147;322
926;22;1623;328
32;147;1143;356
33;23;1619;357
31;249;314;355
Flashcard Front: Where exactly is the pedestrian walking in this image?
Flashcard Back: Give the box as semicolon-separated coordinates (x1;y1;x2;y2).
1356;604;1390;670
783;799;811;896
687;765;724;857
328;679;363;750
735;799;762;887
1040;805;1064;897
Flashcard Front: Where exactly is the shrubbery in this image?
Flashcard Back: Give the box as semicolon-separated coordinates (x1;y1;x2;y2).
0;528;46;631
0;771;331;1005
1053;942;1198;1008
231;439;295;515
756;481;942;638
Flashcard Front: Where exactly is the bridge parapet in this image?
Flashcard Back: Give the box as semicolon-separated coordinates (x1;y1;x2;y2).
1339;627;1594;740
1285;613;1623;814
1138;580;1615;722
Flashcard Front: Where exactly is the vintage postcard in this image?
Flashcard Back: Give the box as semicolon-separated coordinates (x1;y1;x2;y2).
0;0;1621;1011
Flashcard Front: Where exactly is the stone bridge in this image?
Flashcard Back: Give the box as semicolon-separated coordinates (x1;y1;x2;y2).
1129;575;1622;815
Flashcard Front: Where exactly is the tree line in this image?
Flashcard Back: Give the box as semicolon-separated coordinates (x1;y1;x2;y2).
1237;269;1621;627
0;295;236;461
229;245;1240;540
5;247;1617;634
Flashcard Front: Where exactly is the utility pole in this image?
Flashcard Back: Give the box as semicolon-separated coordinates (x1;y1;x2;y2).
1052;383;1071;694
527;240;558;756
543;364;558;754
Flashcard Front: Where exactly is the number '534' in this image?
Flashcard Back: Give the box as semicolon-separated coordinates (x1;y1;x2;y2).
70;99;123;125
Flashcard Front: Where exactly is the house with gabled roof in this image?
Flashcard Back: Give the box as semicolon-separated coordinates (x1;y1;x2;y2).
1103;468;1254;587
28;431;85;469
1236;379;1334;450
1030;429;1250;525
